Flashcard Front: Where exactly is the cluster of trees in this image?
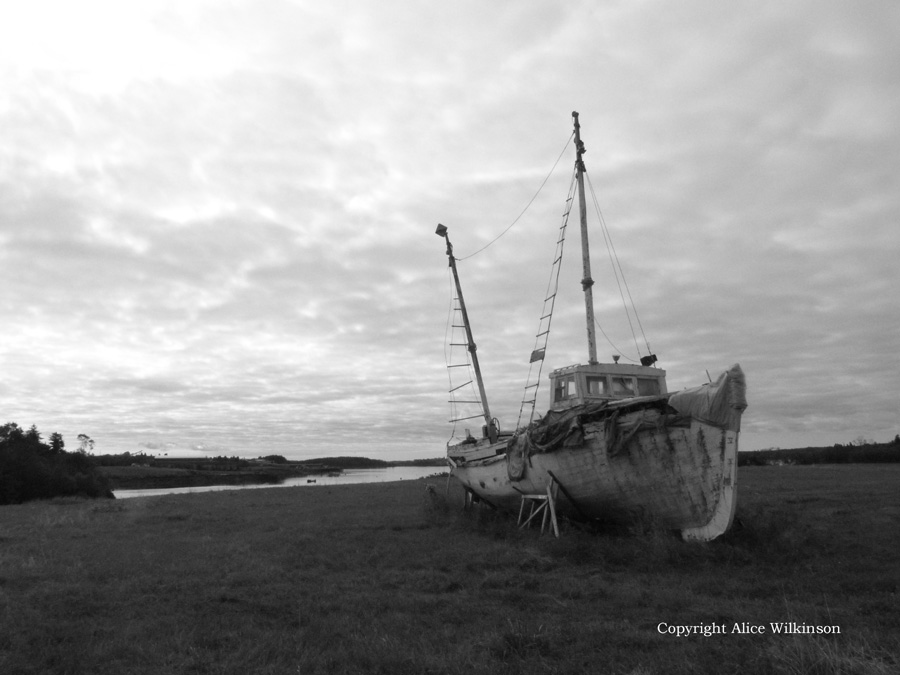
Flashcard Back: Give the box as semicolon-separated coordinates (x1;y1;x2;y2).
151;455;249;471
0;423;113;505
294;456;389;469
93;451;156;467
258;454;288;464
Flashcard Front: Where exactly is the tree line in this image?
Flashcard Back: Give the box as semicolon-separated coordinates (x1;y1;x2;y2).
0;423;113;505
739;436;900;466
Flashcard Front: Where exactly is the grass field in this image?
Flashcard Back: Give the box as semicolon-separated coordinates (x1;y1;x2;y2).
1;465;898;674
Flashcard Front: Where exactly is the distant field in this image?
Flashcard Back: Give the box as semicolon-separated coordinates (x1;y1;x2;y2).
1;465;897;674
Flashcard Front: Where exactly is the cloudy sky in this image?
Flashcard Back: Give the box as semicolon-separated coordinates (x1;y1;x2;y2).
2;1;897;460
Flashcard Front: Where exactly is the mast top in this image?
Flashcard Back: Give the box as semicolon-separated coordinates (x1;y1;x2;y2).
572;112;598;364
572;111;586;171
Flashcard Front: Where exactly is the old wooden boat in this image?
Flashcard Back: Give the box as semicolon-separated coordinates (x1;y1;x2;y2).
437;112;747;541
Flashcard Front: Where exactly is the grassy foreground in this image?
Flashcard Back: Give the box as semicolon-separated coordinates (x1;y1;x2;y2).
1;466;898;674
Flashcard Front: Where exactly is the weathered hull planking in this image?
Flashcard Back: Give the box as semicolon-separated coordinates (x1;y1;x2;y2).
449;364;745;541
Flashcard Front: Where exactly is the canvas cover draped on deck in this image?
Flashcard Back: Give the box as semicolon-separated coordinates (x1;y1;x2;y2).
506;364;746;482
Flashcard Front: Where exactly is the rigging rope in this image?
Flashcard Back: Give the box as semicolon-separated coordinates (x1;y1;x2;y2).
444;267;492;443
457;131;575;261
593;319;638;363
444;268;478;442
516;166;578;429
584;171;653;361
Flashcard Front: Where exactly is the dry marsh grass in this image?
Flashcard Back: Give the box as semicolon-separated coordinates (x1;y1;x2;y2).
0;465;898;674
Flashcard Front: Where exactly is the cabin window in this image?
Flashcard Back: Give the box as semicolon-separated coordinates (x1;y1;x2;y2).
586;375;608;396
637;378;661;396
611;377;635;395
554;375;576;402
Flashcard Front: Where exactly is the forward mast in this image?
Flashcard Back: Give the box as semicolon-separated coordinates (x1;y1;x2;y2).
436;223;498;443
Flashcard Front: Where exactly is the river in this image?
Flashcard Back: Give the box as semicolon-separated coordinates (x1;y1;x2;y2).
113;466;447;499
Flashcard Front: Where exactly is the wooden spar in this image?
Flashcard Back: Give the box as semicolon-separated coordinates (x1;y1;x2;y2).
547;469;589;520
572;111;599;365
436;224;497;441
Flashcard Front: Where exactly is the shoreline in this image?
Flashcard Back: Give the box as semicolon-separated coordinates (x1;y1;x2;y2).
102;464;448;493
98;465;309;490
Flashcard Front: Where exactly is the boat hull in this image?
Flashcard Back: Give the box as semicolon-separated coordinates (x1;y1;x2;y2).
448;364;745;541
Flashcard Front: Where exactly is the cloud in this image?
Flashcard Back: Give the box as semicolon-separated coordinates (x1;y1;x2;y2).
1;0;898;459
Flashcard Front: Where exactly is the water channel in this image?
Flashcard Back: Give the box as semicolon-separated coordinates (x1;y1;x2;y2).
113;466;447;499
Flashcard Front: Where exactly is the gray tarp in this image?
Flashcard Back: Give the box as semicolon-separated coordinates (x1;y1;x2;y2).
667;363;747;433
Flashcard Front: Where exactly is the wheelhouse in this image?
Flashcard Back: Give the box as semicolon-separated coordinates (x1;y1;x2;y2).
548;362;667;411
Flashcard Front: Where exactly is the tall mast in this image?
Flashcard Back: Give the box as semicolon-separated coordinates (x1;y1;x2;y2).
435;224;497;441
573;111;599;365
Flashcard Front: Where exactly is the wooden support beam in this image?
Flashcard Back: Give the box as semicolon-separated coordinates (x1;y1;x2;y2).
546;482;559;537
547;470;588;520
516;477;560;537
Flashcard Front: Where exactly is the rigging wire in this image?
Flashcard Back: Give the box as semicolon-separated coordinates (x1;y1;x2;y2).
584;171;653;361
457;131;575;262
516;166;578;429
593;318;639;363
443;269;456;440
444;267;483;444
443;269;463;442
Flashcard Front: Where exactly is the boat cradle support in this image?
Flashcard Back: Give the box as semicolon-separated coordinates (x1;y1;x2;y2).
514;477;560;538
